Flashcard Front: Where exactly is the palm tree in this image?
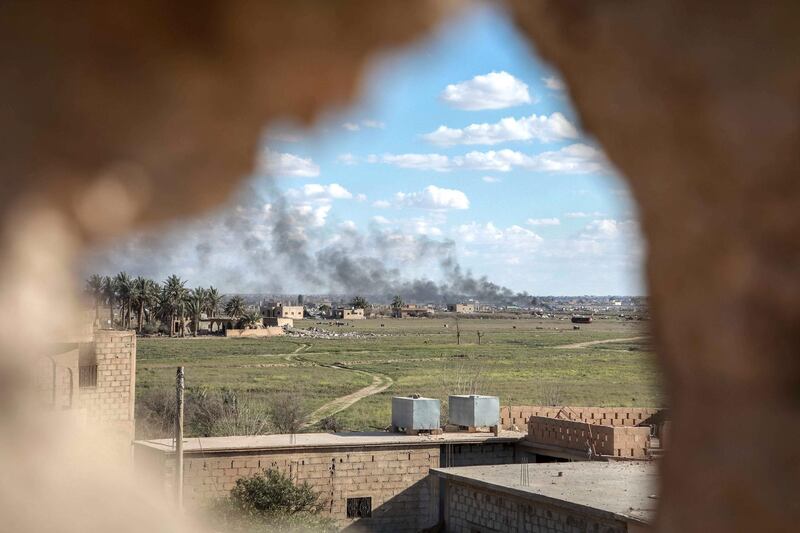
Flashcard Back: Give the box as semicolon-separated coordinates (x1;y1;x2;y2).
206;286;223;318
225;295;246;319
132;277;159;333
85;274;104;322
238;309;262;329
113;272;134;329
349;296;368;309
391;295;404;310
163;275;188;337
187;287;208;336
101;275;115;327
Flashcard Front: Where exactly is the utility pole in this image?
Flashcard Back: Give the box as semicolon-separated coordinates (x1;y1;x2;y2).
477;331;483;345
455;318;461;345
175;366;185;511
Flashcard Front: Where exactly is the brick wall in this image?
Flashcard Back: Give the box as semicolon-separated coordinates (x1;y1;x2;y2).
77;330;136;441
501;406;664;431
440;442;517;467
442;478;631;533
136;444;441;532
527;416;651;459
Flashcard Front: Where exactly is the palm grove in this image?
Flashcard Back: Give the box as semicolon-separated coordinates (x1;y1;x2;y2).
84;273;260;336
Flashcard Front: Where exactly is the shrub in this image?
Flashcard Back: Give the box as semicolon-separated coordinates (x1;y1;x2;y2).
208;470;335;533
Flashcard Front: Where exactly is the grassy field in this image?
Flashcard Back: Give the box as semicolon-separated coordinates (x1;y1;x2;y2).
136;316;664;435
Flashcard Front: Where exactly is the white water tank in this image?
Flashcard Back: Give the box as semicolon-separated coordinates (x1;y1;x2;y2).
448;394;500;427
391;396;441;430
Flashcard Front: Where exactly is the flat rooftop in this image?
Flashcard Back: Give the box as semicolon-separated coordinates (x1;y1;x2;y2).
432;461;658;525
135;430;525;454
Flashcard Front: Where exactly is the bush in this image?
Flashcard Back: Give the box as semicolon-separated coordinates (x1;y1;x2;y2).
208;470;336;533
269;392;308;434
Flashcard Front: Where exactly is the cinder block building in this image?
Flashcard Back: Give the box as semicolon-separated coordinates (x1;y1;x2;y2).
332;307;365;320
38;329;136;448
447;303;475;314
432;462;655;532
263;302;304;319
134;431;522;532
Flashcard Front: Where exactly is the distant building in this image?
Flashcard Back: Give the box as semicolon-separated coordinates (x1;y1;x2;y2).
392;304;435;318
262;302;304;319
332;307;365;320
447;303;475;314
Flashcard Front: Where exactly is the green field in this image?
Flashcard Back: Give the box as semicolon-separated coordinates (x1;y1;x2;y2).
136;317;664;436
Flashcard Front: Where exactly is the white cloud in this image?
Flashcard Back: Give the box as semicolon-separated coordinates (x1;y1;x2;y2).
260;148;320;177
293;203;331;227
542;76;565;91
339;220;357;231
342;119;385;132
372;200;391;209
372;143;605;174
441;71;532;110
456;222;543;249
527;217;561;226
289;183;353;201
361;119;385;129
396;185;469;210
565;211;604;219
355;193;367;202
371;215;391;225
580;219;631;240
378;153;451;172
337;153;358;165
482;176;501;183
422;112;578;146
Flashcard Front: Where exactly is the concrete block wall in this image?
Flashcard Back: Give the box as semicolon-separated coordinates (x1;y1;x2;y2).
527;417;651;459
443;478;629;533
441;442;517;467
501;406;664;431
77;330;136;440
136;444;441;532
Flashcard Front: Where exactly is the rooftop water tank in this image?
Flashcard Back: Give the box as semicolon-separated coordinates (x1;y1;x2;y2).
448;394;500;428
391;395;441;431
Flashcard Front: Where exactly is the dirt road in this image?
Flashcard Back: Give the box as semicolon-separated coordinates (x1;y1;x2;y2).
303;369;393;427
553;336;648;350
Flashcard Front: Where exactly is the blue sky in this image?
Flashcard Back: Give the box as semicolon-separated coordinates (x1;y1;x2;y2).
90;5;644;296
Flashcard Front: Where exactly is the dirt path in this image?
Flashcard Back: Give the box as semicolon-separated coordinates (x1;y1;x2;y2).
554;336;648;350
303;368;393;428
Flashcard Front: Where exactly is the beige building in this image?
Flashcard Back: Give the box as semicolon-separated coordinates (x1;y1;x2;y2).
332;307;365;320
392;304;434;318
263;302;304;319
447;303;475;314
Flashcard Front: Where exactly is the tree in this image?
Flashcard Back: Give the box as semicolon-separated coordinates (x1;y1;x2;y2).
113;272;134;329
101;275;115;327
163;275;188;337
391;295;404;310
85;274;104;322
187;287;208;336
238;309;262;330
349;296;368;309
225;295;246;318
132;276;159;333
206;286;223;318
269;392;307;435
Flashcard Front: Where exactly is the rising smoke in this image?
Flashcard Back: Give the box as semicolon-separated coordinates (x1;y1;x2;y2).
85;180;532;305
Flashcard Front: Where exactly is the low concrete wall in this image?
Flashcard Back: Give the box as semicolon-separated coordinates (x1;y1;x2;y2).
441;478;633;533
225;327;284;337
